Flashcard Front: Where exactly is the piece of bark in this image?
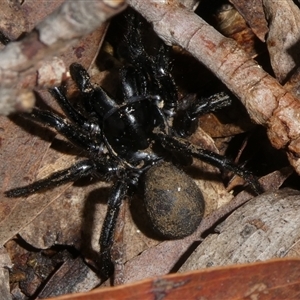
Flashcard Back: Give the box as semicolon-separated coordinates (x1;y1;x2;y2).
180;188;300;272
37;257;100;299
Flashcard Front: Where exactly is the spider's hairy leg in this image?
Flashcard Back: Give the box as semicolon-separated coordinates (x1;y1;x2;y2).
175;91;233;137
99;180;128;279
123;11;146;65
189;91;233;117
69;63;94;94
70;63;120;121
68;62;97;116
154;43;178;117
5;159;96;198
126;12;178;116
155;132;264;195
119;66;142;99
21;108;101;152
49;87;99;134
122;11;178;116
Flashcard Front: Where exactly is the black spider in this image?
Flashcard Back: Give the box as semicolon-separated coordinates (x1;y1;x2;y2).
5;12;262;279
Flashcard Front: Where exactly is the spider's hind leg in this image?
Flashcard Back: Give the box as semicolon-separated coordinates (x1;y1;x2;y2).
154;131;263;195
5;159;96;198
98;180;128;279
174;91;233;137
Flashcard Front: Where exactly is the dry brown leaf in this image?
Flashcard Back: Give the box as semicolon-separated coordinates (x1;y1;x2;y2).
36;257;100;298
215;4;260;58
0;247;12;300
46;259;300;300
230;0;268;42
263;0;300;83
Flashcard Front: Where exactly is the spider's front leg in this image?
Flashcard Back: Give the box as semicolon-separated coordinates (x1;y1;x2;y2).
70;63;124;128
49;87;99;134
51;63;117;137
21;108;100;152
98;180;128;279
154;132;263;195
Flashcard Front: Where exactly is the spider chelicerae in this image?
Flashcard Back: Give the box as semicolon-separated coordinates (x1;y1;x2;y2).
5;11;262;279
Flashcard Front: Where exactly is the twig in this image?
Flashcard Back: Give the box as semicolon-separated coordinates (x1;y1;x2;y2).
0;0;127;115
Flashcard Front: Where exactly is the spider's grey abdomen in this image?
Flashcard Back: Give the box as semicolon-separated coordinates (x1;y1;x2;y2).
144;162;205;239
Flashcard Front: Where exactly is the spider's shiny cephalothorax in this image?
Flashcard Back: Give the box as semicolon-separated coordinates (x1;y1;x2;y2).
5;11;262;279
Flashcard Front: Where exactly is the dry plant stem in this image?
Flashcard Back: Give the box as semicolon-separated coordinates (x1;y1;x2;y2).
128;0;300;174
0;0;127;115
